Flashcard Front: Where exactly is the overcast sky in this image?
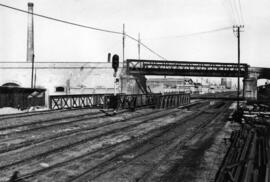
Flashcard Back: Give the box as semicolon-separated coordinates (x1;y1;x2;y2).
0;0;269;68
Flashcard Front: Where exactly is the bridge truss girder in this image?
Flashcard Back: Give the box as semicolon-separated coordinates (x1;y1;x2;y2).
127;59;249;77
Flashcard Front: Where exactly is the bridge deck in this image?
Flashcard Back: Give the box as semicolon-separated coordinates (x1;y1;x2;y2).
127;59;249;77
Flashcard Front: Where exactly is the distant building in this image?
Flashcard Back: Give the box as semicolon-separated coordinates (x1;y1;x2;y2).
147;77;196;94
193;82;202;94
221;78;232;89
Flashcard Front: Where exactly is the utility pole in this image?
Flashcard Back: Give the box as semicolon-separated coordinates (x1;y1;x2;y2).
233;25;244;122
122;24;125;62
138;33;141;60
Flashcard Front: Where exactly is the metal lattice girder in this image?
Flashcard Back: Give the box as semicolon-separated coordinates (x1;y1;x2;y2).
49;94;113;110
127;59;249;77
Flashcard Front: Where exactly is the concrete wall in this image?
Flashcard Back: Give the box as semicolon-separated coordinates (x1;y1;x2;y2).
0;62;124;106
0;61;147;105
243;78;257;100
0;62;119;90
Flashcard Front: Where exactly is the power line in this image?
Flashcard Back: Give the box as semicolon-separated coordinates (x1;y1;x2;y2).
231;0;243;25
232;0;241;24
237;0;245;24
0;3;122;35
229;0;241;25
145;26;232;40
0;3;168;60
222;0;236;24
230;0;244;25
126;34;167;60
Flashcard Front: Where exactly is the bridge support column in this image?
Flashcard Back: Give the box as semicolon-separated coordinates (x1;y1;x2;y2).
243;77;257;101
120;67;147;94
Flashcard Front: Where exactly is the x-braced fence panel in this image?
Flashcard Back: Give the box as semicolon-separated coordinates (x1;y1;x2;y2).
49;94;112;110
49;93;191;110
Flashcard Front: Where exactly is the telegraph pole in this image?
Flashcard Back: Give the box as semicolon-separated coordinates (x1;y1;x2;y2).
233;25;244;122
138;33;141;60
122;24;125;62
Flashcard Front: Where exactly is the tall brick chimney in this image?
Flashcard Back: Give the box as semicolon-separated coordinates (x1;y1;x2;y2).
26;2;34;62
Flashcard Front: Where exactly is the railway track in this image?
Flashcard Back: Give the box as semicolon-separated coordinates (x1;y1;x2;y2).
0;100;209;181
10;110;204;181
0;107;96;120
0;101;226;182
0;109;126;135
0;101;207;154
0;108;103;131
0;101;204;134
69;102;231;182
0;102;208;181
0;100;217;181
0;109;161;154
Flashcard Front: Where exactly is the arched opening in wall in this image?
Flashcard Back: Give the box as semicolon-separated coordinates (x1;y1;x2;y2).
55;86;65;92
2;82;20;87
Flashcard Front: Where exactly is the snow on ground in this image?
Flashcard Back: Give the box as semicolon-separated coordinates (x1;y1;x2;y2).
0;107;24;115
0;106;49;115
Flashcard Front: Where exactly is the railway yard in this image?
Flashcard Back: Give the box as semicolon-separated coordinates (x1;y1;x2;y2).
0;99;269;182
3;0;270;181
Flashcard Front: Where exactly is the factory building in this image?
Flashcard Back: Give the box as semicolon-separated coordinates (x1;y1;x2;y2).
0;3;144;108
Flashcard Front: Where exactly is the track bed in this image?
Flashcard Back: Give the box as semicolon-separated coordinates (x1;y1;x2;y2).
0;101;232;182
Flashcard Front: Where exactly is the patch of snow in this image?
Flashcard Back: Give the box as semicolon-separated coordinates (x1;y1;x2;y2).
40;163;50;167
0;107;24;115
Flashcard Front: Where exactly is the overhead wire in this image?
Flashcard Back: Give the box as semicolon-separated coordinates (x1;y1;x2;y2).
144;26;232;40
126;34;167;60
0;3;168;60
126;26;232;60
229;0;240;25
0;3;122;35
222;0;236;25
0;2;241;61
228;0;241;37
231;0;244;25
237;0;245;24
233;0;241;24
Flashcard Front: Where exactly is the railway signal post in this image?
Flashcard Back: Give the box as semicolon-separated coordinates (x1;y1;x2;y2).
112;54;119;113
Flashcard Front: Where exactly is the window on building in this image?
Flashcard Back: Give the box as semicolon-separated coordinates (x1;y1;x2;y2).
55;86;65;92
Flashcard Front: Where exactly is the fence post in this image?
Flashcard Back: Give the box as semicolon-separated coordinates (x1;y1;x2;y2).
49;96;52;109
165;95;168;108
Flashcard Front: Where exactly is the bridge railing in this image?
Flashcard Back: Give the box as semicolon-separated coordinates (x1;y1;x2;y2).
158;93;190;108
110;94;159;109
49;94;112;110
127;59;249;77
49;93;191;110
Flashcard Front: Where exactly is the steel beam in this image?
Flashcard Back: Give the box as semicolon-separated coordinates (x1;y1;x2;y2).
127;59;249;77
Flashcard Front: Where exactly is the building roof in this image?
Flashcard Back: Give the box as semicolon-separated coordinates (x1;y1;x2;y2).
0;86;46;93
147;78;193;82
